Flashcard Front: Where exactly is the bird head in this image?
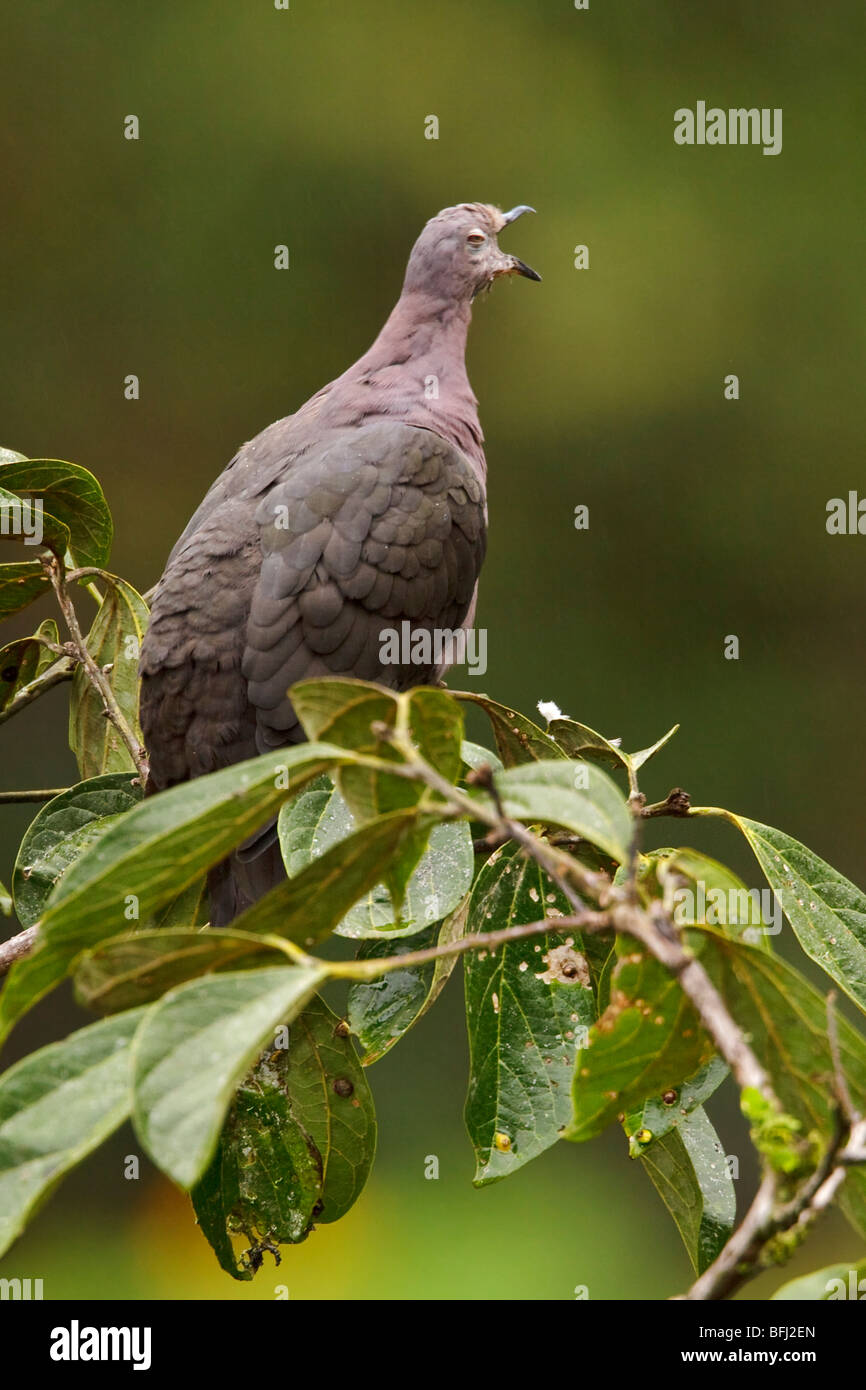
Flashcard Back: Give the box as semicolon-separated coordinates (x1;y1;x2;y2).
403;202;541;302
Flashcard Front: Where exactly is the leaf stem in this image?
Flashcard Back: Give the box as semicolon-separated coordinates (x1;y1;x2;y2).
43;555;148;782
0;788;70;803
0;656;75;727
323;909;610;980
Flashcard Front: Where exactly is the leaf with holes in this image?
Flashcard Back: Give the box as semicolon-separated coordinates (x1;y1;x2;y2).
464;844;596;1183
132;965;328;1189
455;692;566;766
567;946;714;1142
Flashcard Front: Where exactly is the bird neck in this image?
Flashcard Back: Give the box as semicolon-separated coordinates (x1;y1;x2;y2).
371;287;474;371
309;288;486;471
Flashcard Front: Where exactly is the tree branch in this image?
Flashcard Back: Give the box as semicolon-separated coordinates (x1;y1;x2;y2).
325;908;611;981
42;555;147;782
0;788;70;803
682;993;866;1300
366;727;777;1107
0;924;38;975
0;656;75;727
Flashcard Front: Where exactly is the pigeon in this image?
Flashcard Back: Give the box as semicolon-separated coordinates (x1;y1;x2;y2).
139;202;540;924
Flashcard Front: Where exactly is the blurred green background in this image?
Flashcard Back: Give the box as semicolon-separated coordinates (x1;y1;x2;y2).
1;0;865;1299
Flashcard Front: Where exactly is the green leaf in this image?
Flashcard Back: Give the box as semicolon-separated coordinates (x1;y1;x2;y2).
773;1260;866;1300
290;678;464;914
637;1106;736;1274
728;816;866;1013
191;1047;324;1280
547;717;627;771
624;1055;730;1154
460;739;504;775
0;1007;147;1258
291;678;463;813
0;448;27;464
0;561;50;620
131;965;328;1189
74;927;284;1014
281;995;376;1222
0;483;70;558
567;946;714;1142
0;620;59;715
0;744;349;1044
547;718;679;780
464;844;596;1183
628;725;680;772
76;808;444;1013
148;876;209;931
455;691;566;766
191;995;376;1278
338;822;473;938
234;806;441;943
655;847;775;950
0;882;11;917
470;759;632;864
69;574;149;778
279;778;474;938
348;899;468;1064
690;928;866;1235
0;457;113;568
12;772;143;929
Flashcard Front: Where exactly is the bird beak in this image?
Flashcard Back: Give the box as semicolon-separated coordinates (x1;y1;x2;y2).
506;255;542;282
498;205;541;281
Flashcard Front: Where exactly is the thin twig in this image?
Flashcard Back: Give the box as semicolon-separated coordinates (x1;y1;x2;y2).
371;725;609;908
684;1115;866;1301
0;657;75;727
642;788;692;818
683;993;866;1300
0;788;70;803
42;555;147;782
611;900;774;1101
326;909;610;981
0;924;38;975
368;726;776;1107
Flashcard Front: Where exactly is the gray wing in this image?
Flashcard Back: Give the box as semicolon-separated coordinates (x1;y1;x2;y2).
140;418;486;791
242;418;487;750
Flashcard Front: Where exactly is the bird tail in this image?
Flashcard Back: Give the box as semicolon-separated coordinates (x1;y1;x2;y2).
207;839;286;927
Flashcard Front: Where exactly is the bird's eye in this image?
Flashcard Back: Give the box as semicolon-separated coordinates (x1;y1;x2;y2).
466;229;486;247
